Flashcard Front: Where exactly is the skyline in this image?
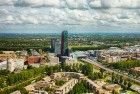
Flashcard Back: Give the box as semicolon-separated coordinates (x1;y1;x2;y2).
0;1;140;93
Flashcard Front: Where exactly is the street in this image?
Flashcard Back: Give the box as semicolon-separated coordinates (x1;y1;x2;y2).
81;58;140;85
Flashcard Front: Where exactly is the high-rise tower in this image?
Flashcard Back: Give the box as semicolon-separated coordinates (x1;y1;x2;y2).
61;30;69;56
51;38;57;52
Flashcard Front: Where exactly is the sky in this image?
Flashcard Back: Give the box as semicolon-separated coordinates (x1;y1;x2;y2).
0;0;140;33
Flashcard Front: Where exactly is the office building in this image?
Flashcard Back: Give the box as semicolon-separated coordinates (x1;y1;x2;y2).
61;31;69;56
51;38;57;52
55;39;61;55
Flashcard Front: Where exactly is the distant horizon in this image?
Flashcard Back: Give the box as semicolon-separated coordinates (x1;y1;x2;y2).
0;24;140;34
0;32;140;34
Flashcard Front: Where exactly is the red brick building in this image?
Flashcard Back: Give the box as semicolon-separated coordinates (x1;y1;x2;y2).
26;56;42;64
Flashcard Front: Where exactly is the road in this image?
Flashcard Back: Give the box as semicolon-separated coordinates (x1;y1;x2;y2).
81;58;140;85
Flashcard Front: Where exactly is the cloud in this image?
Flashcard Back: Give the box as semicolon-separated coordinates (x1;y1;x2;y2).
14;0;42;7
0;0;140;28
89;0;101;8
0;0;140;9
0;0;14;6
66;0;88;9
101;0;140;8
14;0;89;9
14;0;64;8
43;0;65;8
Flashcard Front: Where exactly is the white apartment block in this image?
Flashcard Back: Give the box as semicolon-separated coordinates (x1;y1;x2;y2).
7;58;25;72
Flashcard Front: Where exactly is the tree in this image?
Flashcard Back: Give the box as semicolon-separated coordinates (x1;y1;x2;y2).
0;77;6;88
112;60;140;70
68;81;93;94
55;80;65;86
112;89;119;94
119;76;123;84
111;73;115;83
46;67;53;76
123;80;128;90
82;63;93;76
127;82;132;89
100;68;105;75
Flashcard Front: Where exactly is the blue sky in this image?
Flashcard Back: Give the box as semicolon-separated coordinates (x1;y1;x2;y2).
0;0;140;33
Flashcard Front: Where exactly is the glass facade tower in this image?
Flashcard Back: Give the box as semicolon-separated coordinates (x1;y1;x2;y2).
61;30;69;56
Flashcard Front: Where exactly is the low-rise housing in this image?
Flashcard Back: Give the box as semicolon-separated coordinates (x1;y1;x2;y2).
102;84;121;91
55;78;78;94
10;90;21;94
29;90;48;94
48;53;60;64
0;61;7;70
85;78;121;94
97;46;140;63
0;53;16;61
130;67;140;75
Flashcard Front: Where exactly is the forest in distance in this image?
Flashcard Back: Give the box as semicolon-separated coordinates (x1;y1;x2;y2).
0;33;140;51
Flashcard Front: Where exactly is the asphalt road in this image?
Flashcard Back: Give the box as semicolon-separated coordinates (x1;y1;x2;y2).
81;58;140;85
